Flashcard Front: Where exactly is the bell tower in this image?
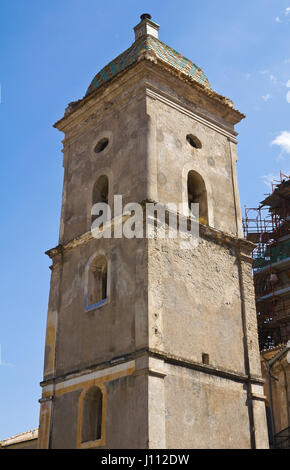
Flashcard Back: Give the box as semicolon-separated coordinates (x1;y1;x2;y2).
38;14;269;449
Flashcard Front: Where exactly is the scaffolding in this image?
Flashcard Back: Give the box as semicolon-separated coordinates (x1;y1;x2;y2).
243;172;290;350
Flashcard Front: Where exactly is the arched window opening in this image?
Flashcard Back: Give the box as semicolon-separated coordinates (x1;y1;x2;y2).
92;175;109;225
186;134;202;149
82;386;103;443
87;255;108;307
187;170;208;225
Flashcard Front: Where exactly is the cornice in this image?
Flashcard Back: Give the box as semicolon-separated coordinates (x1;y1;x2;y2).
145;86;238;141
40;346;264;390
46;208;255;262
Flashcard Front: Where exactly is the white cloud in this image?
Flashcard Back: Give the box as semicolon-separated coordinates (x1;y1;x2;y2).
287;80;290;88
262;94;271;102
259;70;284;87
260;173;279;189
259;70;281;85
272;131;290;154
275;16;281;22
286;7;290;15
261;172;290;188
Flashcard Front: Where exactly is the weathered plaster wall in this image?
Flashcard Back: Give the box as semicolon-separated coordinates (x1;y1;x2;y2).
148;235;246;373
53;236;148;377
145;79;241;237
261;353;290;436
45;360;147;449
103;374;148;449
51;390;81;449
164;364;251;449
272;360;290;433
146;232;268;449
59;80;148;245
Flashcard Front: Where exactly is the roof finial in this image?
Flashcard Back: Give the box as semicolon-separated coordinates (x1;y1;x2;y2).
140;13;152;21
134;14;159;41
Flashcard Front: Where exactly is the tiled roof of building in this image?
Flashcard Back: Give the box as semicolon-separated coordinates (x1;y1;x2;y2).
0;428;38;447
85;35;211;96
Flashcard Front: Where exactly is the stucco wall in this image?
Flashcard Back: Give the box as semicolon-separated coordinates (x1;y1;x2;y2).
148;97;239;236
49;370;147;449
148;236;246;374
53;236;148;377
59;81;148;246
164;364;251;449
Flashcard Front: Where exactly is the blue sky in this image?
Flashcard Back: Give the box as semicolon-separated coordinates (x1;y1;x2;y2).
0;0;289;440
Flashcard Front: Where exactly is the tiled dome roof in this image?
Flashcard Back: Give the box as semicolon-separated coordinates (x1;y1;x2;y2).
86;34;211;96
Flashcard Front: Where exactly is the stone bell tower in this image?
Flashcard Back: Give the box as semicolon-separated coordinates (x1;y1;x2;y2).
38;14;269;449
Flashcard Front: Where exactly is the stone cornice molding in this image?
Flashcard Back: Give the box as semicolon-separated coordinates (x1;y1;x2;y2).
40;347;264;391
145;87;238;141
46;207;255;263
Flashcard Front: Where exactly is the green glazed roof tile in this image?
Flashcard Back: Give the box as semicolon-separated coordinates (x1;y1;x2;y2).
85;35;211;96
